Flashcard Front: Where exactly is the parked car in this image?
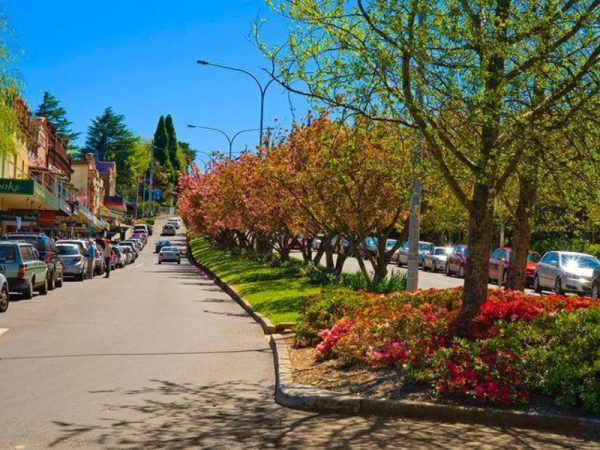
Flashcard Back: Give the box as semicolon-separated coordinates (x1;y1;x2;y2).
133;224;150;236
61;240;103;276
132;231;147;244
118;245;135;265
112;246;125;268
423;246;451;272
119;242;139;259
0;241;49;298
56;243;88;281
534;251;600;295
361;237;378;258
288;235;305;251
331;236;350;254
0;271;8;313
125;239;143;252
158;246;181;264
311;237;323;251
488;247;541;286
161;224;176;236
397;241;435;267
5;233;63;290
155;240;171;253
591;266;600;299
446;244;469;277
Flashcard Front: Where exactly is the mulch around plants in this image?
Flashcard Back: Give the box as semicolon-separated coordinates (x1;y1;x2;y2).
287;337;432;402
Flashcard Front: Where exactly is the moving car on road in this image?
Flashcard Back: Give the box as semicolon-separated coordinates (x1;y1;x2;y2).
446;244;469;278
423;247;451;272
534;251;600;295
5;233;63;290
158;246;181;264
167;218;182;229
161;224;176;236
56;243;88;281
0;241;49;299
155;240;171;253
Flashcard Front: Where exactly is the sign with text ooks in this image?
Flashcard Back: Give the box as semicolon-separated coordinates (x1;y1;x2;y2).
0;179;36;195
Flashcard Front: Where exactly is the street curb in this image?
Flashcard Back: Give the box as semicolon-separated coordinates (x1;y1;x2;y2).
269;334;600;437
186;244;295;335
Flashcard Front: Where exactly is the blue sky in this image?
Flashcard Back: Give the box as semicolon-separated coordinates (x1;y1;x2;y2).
4;0;308;166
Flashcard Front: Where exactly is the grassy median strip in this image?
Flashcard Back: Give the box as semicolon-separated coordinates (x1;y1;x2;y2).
189;237;333;324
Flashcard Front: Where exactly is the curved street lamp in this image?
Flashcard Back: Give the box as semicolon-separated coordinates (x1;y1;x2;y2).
196;60;275;147
186;124;261;158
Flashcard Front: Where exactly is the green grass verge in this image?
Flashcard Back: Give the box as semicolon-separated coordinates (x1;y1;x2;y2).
189;237;334;324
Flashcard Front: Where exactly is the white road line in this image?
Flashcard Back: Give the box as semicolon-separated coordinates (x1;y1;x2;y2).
135;263;145;268
0;328;9;338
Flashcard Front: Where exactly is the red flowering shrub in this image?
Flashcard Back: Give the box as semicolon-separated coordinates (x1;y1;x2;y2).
307;287;599;408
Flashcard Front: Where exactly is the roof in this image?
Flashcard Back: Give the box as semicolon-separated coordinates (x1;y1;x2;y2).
96;161;116;174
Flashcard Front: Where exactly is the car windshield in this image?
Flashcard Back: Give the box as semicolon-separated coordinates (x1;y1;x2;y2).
0;246;16;262
562;255;600;269
57;246;79;255
419;243;432;251
434;248;447;255
162;247;178;252
386;239;397;249
158;241;170;245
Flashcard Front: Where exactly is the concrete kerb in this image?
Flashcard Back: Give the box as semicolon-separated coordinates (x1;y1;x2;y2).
269;334;600;437
186;244;295;335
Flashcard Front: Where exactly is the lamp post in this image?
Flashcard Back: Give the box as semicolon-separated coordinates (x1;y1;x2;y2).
196;60;274;147
186;124;261;158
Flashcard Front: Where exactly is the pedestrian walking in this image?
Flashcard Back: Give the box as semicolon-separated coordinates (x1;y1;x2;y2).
86;243;96;279
104;242;113;278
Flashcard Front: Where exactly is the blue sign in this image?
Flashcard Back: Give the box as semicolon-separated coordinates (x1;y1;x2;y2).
152;189;162;200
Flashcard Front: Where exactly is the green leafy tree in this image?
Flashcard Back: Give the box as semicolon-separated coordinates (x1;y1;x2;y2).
261;0;600;328
35;91;80;146
152;116;172;173
178;141;197;170
164;115;186;176
84;107;138;194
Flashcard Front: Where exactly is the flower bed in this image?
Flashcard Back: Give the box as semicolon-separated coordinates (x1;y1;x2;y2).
295;288;600;413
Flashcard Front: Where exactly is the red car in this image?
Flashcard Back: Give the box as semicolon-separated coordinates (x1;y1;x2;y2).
489;247;541;286
446;244;468;278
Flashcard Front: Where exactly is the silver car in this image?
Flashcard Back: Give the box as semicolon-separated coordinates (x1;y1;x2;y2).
534;251;600;295
423;246;451;272
397;241;435;267
158;246;181;264
57;243;88;281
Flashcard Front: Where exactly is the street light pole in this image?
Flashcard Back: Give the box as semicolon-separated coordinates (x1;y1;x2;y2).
186;125;261;158
146;140;154;217
196;60;275;147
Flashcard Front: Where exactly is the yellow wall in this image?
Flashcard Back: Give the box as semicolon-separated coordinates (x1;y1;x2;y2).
0;136;29;180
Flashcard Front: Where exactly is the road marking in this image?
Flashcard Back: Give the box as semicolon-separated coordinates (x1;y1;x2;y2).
135;263;145;268
0;328;9;338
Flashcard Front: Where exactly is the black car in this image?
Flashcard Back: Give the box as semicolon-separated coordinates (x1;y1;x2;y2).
592;267;600;300
4;233;64;290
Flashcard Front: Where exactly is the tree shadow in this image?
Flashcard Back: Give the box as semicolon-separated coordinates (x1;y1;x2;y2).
48;379;598;448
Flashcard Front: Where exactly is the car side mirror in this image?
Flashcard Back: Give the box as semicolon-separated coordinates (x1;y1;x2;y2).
549;261;558;267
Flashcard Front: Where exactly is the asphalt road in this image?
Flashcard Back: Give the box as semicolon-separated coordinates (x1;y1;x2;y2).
0;222;595;448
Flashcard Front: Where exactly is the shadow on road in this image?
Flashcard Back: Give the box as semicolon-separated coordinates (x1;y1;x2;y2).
48;379;596;448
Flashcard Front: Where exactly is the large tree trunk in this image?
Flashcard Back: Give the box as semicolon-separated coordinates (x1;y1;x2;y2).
506;169;538;291
458;184;494;332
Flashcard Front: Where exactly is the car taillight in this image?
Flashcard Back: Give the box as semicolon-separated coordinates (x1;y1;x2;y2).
73;257;82;263
17;264;25;278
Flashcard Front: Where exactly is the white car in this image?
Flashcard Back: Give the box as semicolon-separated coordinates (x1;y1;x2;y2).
423;247;451;272
158;246;181;264
162;224;177;236
167;218;182;229
118;245;135;265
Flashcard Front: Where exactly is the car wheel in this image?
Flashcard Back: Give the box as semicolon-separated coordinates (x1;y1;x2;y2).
22;279;34;299
78;272;85;282
158;261;162;265
423;261;429;272
446;263;452;277
48;271;56;291
433;261;437;272
38;277;48;295
554;277;564;295
56;273;63;288
0;284;9;313
533;275;542;294
459;265;466;278
177;259;181;265
592;283;599;300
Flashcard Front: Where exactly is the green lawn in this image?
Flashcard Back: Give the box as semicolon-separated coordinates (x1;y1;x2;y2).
189;237;331;324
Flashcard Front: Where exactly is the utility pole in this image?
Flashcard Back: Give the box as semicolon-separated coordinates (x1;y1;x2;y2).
406;12;425;291
146;140;154;217
141;171;147;218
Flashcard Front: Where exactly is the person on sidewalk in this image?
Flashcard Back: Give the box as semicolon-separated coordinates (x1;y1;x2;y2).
104;242;113;278
86;243;96;279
